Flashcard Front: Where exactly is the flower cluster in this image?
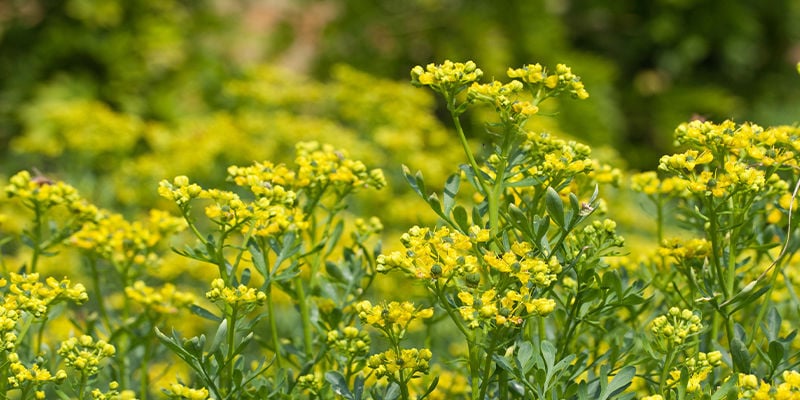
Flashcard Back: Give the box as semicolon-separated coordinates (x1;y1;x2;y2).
738;370;800;399
90;381;137;400
377;225;481;281
157;175;203;206
507;63;589;99
296;373;323;396
630;171;689;197
410;60;483;94
658;237;711;262
125;281;195;316
515;131;596;190
164;383;210;400
3;272;88;318
657;120;799;200
326;326;371;360
7;352;67;388
649;307;703;351
70;210;183;268
367;348;433;382
468;79;537;121
4;170;99;219
456;287;556;328
206;278;267;311
58;335;117;376
294;141;386;192
354;300;433;338
664;351;722;392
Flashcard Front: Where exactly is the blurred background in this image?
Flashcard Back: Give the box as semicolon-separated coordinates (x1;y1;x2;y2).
1;0;799;216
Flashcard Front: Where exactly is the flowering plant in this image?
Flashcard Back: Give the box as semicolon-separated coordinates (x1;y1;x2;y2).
0;60;799;399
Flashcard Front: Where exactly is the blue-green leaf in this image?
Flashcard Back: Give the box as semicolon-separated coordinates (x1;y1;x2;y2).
545;187;565;228
731;338;751;373
190;304;222;322
443;173;460;215
325;371;354;400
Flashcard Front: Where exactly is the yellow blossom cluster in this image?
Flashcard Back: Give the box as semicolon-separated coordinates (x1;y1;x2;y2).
658;237;711;262
125;281;195;316
296;373;323;395
90;381;138;400
57;335;116;376
468;79;538;119
482;242;562;288
354;300;433;337
326;326;371;359
410;60;483;93
157;175;203;206
200;187;306;236
164;383;210;400
4;170;99;220
737;370;800;399
3;272;88;318
665;351;722;392
227;160;297;196
205;278;266;310
507;63;589;99
658;120;799;199
7;351;67;388
293;141;386;191
514;131;595;189
376;225;481;281
650;307;703;351
456;287;556;328
70;210;184;267
367;347;433;382
630;171;689;197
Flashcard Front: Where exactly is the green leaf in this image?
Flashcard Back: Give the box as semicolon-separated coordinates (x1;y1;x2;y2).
240;268;251;286
731;338;751;373
383;383;401;400
598;366;635;400
768;340;785;369
764;306;782;341
472;204;485;227
325;371;354;400
545;187;565;227
710;374;739;400
492;354;514;373
508;204;534;238
452;205;470;232
248;239;269;279
402;165;425;198
443;173;460;215
427;193;443;215
419;376;440;399
516;341;535;373
209;319;228;353
190;304;222;322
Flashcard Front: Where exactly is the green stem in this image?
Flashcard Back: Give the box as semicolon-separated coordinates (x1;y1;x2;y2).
448;103;492;218
227;307;238;396
29;204;43;274
294;276;313;360
266;283;283;369
87;258;113;334
749;258;785;347
140;332;153;400
78;372;88;400
34;317;47;356
478;333;500;400
468;340;481;400
659;350;677;394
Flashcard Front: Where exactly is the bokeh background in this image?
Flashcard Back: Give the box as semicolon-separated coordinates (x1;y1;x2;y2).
1;0;799;220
